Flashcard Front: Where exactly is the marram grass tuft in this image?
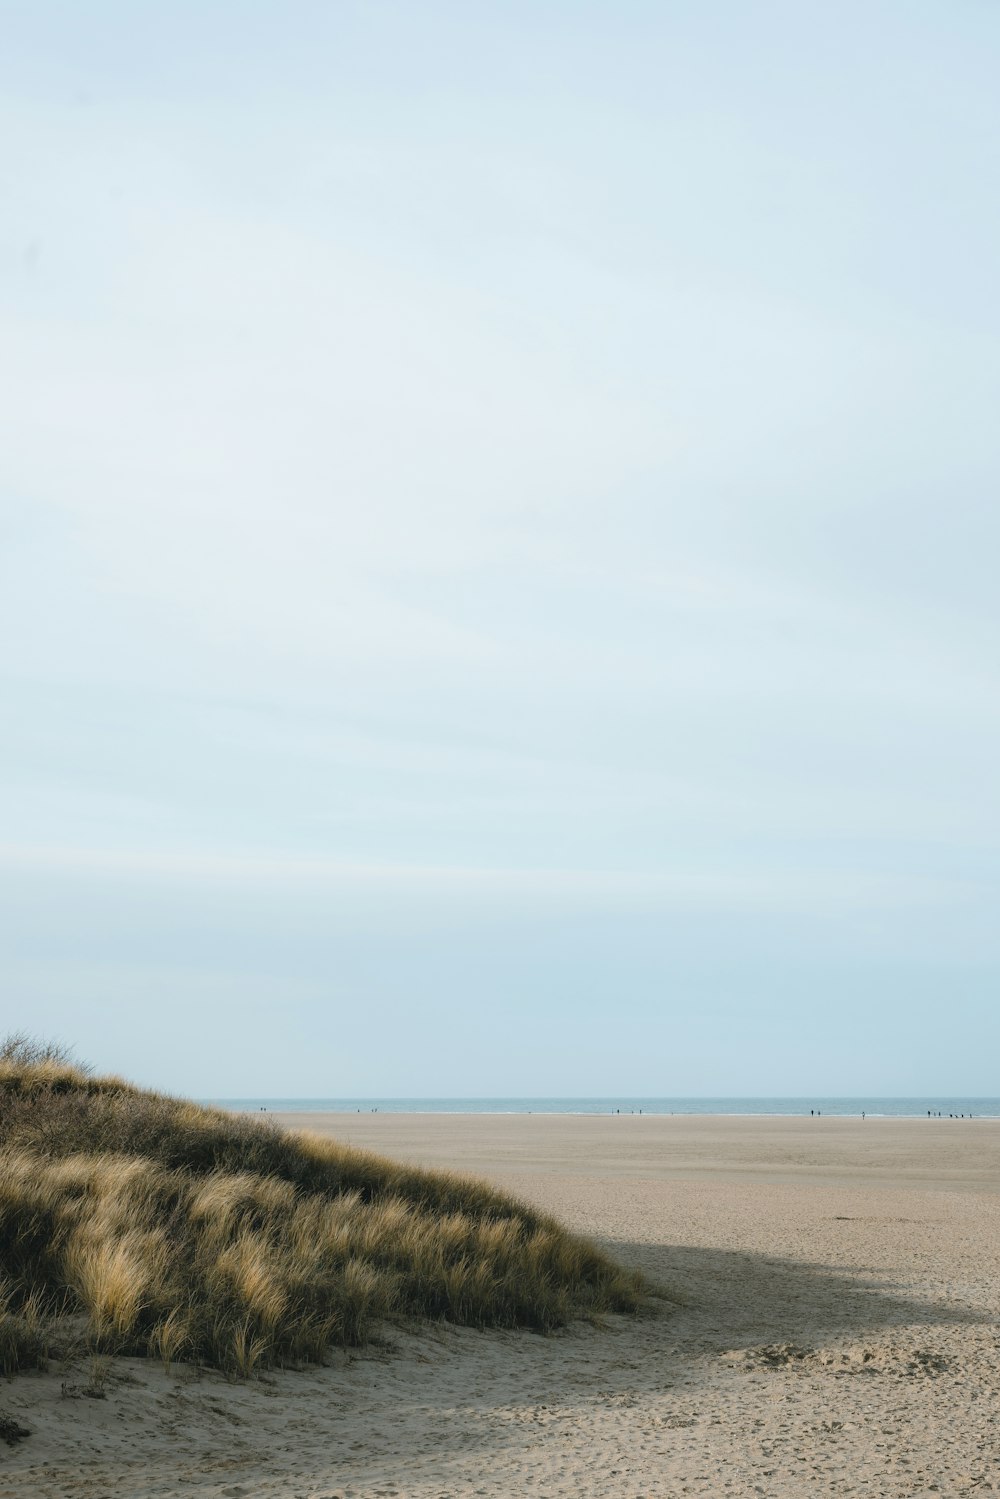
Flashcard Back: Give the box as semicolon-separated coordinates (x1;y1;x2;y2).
0;1038;647;1374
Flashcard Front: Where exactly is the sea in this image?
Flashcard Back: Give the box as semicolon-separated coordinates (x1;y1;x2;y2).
209;1096;1000;1118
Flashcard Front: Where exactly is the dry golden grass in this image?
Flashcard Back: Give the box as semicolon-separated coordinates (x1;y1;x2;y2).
0;1038;646;1374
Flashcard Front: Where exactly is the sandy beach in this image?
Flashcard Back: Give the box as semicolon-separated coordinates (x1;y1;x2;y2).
3;1113;999;1497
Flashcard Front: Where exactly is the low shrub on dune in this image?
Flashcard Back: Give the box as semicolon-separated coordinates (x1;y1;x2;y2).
0;1037;646;1375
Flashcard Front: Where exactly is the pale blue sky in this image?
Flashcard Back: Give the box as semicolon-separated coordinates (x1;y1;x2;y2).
2;3;999;1096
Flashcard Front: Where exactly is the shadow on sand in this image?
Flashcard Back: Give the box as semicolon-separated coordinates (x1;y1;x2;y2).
603;1237;986;1374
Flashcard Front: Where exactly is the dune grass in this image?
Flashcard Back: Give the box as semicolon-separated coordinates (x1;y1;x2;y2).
0;1038;646;1375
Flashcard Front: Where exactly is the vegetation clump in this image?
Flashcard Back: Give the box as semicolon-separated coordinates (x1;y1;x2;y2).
0;1037;645;1375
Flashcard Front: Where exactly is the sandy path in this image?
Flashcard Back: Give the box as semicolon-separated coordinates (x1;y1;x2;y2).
2;1115;998;1497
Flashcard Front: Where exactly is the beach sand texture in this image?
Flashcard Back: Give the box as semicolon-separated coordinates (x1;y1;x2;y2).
3;1114;998;1497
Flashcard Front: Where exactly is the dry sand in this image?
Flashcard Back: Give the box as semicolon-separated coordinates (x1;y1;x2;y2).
3;1113;999;1497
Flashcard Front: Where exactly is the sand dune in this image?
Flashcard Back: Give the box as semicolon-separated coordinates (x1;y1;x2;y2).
3;1114;998;1497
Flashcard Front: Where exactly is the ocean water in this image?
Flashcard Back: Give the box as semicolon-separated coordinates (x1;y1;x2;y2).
209;1096;1000;1118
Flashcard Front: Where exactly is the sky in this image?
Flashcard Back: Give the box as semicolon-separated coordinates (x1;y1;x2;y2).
2;2;1000;1098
